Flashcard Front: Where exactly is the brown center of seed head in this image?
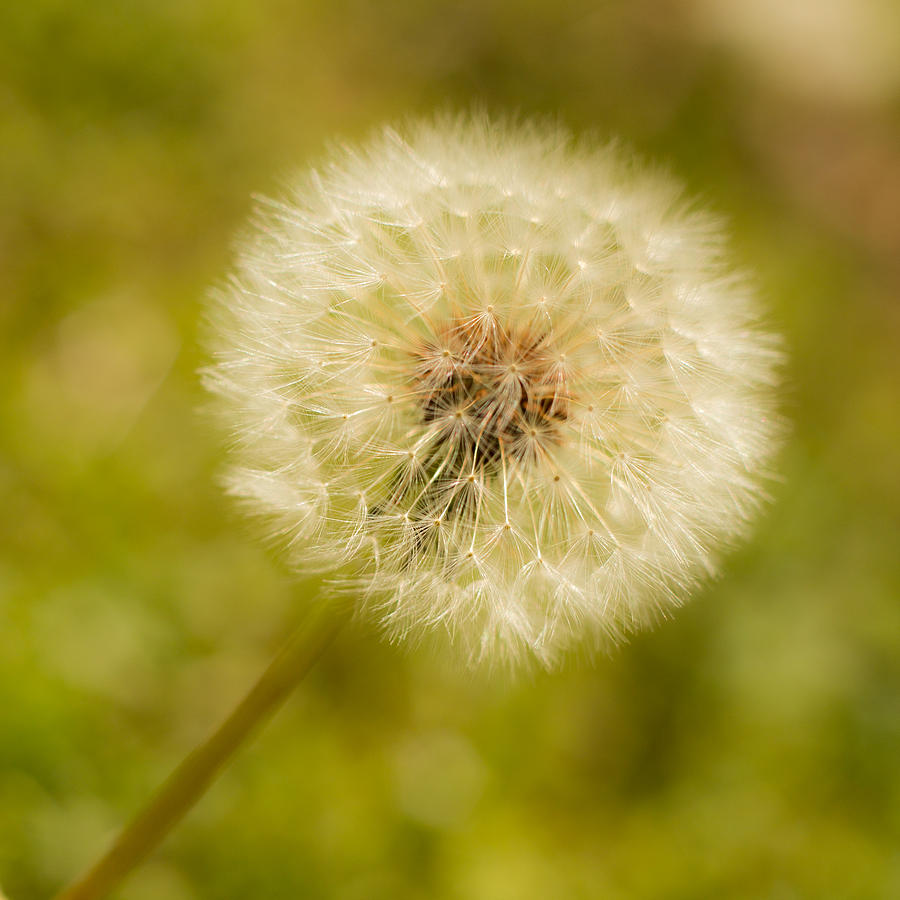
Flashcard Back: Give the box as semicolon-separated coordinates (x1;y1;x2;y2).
414;317;569;476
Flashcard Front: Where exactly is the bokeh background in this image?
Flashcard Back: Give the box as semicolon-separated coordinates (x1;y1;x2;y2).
2;1;900;897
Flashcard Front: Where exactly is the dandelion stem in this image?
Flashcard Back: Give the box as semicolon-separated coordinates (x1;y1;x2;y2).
54;607;344;900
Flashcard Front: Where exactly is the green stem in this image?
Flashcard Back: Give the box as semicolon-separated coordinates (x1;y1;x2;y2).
55;608;344;900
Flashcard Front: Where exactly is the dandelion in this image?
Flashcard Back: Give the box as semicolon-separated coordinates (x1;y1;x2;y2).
58;115;783;900
206;114;782;669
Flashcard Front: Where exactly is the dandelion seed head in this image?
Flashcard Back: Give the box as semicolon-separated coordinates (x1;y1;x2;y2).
206;114;783;670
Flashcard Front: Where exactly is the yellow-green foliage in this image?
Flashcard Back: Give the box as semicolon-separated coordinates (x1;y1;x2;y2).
2;1;899;898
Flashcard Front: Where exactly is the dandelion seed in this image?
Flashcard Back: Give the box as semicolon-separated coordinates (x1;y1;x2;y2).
206;114;782;669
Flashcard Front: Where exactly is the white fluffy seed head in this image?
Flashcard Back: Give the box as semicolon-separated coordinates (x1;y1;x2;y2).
205;114;783;670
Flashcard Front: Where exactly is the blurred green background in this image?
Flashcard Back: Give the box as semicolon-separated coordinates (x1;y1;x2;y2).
2;1;900;898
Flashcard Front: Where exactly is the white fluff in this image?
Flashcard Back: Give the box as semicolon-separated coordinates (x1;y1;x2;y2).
206;114;783;669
